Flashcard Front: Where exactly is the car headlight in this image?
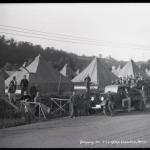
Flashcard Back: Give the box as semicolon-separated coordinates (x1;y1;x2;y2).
91;96;94;101
101;96;104;101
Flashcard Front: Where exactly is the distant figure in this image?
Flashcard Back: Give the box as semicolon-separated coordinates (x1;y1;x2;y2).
122;88;131;112
69;91;78;118
141;85;146;105
111;80;115;85
20;91;31;102
119;77;123;85
34;92;41;117
29;83;37;101
20;75;29;96
84;74;91;93
115;79;120;85
34;91;41;102
83;91;90;116
106;91;114;116
130;79;136;88
8;76;17;103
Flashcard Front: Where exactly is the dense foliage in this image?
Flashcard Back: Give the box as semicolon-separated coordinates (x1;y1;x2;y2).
0;35;149;74
0;35;93;74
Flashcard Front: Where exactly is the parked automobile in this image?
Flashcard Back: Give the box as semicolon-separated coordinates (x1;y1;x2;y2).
136;79;150;103
99;84;146;116
88;91;105;114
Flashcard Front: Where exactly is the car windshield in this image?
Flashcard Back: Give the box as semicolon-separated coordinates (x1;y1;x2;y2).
104;85;118;93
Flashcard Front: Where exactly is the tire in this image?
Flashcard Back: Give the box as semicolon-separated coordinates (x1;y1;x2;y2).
134;101;140;111
89;109;95;114
140;100;145;111
134;100;145;111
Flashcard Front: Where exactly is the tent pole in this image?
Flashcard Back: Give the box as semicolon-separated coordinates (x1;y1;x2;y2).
58;75;61;95
39;103;40;119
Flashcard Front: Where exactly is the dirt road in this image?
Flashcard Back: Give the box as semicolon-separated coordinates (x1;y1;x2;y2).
0;107;150;148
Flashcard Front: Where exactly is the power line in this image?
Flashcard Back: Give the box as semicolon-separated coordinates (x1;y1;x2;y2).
1;31;150;51
0;27;103;44
0;24;150;50
0;31;108;47
0;28;128;47
1;24;149;49
0;24;102;43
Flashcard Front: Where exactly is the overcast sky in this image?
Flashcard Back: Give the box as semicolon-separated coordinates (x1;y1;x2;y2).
1;3;150;61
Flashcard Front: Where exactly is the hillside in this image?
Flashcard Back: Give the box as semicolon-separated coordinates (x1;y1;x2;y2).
0;35;149;76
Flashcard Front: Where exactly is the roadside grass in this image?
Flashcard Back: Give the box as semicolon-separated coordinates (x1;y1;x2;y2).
0;117;27;129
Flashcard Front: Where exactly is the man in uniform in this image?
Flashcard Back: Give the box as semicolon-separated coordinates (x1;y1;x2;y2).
122;88;131;112
8;76;17;104
84;91;90;116
69;91;78;118
84;74;91;93
20;75;29;96
141;85;146;106
29;83;37;101
107;91;114;116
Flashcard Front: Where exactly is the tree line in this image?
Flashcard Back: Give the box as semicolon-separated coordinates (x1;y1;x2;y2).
0;35;92;73
0;35;149;75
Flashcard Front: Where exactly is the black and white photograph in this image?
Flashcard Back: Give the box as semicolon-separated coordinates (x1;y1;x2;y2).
0;3;150;148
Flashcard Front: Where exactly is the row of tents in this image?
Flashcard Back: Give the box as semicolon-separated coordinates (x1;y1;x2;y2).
0;54;149;96
112;59;149;79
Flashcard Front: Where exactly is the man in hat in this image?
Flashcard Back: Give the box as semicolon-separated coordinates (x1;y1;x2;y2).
29;83;37;101
20;75;29;97
84;74;91;93
122;88;131;112
8;76;17;103
69;91;78;118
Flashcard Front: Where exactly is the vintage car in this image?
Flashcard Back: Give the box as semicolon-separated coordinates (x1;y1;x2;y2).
136;79;150;103
99;84;146;116
88;90;106;114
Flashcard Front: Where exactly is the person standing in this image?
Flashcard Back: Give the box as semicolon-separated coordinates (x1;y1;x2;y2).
84;91;90;116
29;83;37;101
84;74;91;93
122;88;131;112
20;91;31;102
141;85;146;106
69;91;77;118
20;75;29;96
106;91;114;116
8;76;17;103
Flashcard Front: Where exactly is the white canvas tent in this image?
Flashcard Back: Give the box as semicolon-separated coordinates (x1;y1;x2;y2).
60;64;68;76
5;54;73;94
72;57;118;89
112;65;121;77
60;64;75;80
118;59;149;79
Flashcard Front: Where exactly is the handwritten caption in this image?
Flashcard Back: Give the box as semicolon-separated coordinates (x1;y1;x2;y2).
80;139;147;145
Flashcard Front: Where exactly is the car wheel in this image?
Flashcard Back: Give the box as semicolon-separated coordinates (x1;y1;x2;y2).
134;101;141;111
140;100;145;111
134;100;145;111
89;109;95;114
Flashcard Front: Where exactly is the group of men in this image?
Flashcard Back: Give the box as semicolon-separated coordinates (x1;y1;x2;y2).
8;75;38;104
69;91;90;118
112;74;144;88
111;74;147;114
69;74;91;118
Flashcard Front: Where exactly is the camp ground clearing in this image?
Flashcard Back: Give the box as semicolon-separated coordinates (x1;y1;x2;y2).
1;54;150;148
